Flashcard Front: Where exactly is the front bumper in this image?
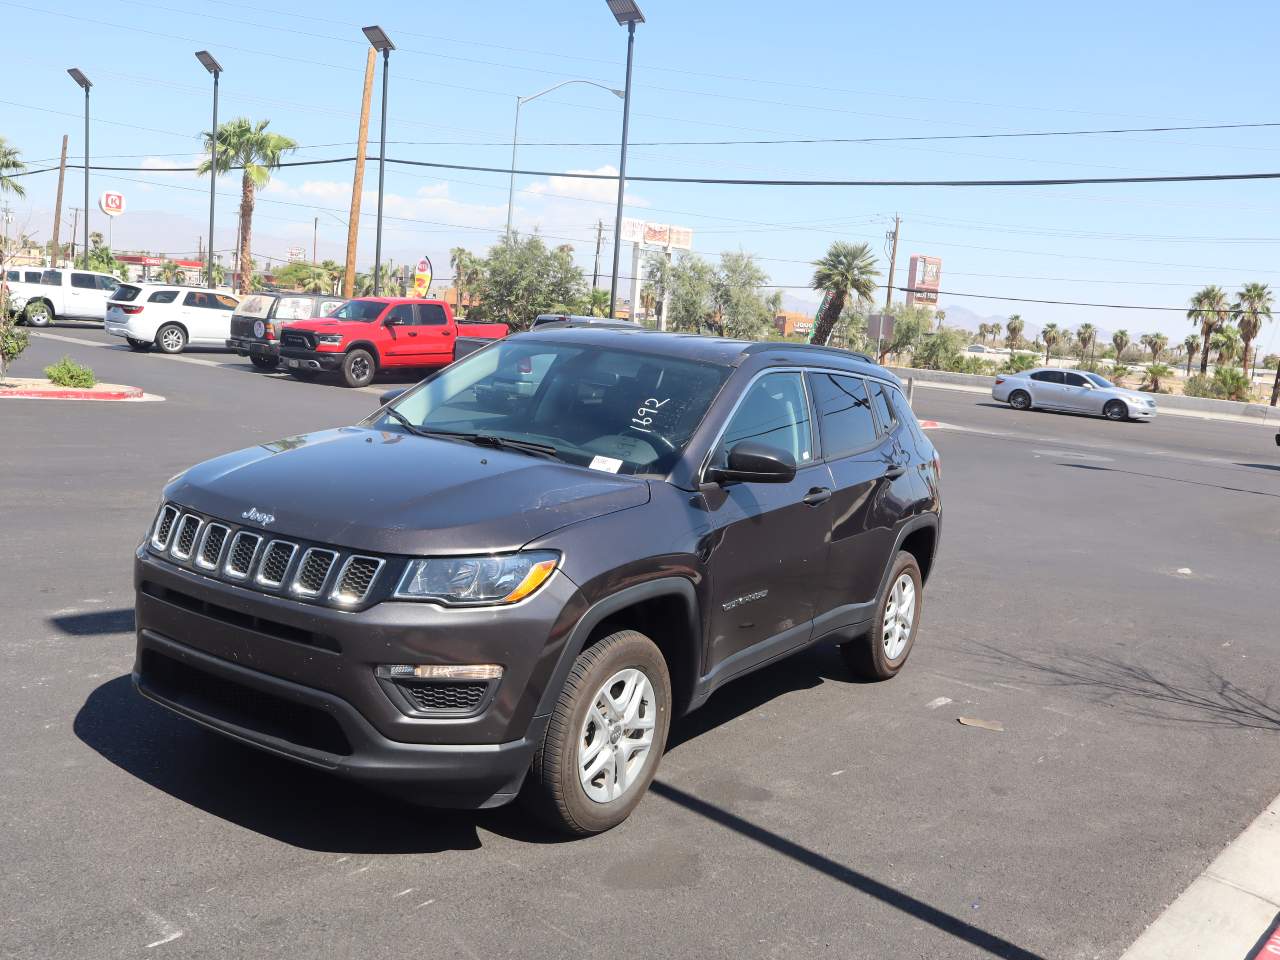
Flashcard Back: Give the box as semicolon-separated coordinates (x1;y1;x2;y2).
227;336;280;361
132;548;588;807
1126;402;1157;419
280;345;344;371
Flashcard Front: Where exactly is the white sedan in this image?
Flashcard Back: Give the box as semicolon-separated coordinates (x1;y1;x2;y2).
993;368;1157;421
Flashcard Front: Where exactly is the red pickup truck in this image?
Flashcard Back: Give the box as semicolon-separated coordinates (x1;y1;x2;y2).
278;297;507;388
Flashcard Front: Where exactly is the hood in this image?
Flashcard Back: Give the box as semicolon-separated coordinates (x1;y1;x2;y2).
167;427;651;555
285;319;356;332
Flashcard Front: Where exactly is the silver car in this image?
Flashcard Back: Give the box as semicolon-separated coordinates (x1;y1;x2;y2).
992;368;1157;421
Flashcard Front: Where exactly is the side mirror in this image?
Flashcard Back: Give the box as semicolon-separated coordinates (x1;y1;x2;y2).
379;388;407;407
706;440;797;485
384;316;402;327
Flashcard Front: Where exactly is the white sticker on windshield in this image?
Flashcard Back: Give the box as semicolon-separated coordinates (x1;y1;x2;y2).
589;455;623;473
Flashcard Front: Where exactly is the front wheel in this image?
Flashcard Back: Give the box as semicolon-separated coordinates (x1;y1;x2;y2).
841;551;923;681
155;323;187;354
1104;400;1128;421
524;629;671;836
23;301;53;327
249;354;277;370
341;348;375;388
1008;389;1031;411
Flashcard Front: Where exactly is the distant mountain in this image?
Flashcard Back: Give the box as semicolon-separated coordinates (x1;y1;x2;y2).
938;303;1114;343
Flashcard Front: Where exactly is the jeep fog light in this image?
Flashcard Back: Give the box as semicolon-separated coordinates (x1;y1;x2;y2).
377;664;504;680
393;551;558;605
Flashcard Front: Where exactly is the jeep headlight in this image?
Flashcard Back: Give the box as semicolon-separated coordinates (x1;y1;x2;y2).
393;551;559;605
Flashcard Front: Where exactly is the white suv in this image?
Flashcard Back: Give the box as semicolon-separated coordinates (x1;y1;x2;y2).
105;284;240;354
10;268;121;326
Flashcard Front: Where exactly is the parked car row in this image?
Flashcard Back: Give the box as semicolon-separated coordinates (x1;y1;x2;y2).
6;267;124;326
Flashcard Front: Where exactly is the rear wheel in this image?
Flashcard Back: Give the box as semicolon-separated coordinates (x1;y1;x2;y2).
524;629;671;836
341;348;375;388
841;551;923;681
155;323;187;354
249;354;277;370
1008;389;1031;411
126;337;151;351
1104;400;1128;421
23;301;52;327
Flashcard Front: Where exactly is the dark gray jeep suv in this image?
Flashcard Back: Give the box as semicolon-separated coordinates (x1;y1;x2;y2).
133;327;941;834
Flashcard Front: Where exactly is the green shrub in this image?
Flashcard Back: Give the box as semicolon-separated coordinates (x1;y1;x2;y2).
1183;374;1215;398
1142;363;1175;394
1261;353;1279;370
0;314;29;385
1077;358;1107;374
1110;363;1134;386
999;351;1038;374
951;355;996;375
1211;366;1251;402
43;356;96;389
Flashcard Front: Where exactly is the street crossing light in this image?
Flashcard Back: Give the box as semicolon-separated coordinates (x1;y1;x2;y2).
195;51;223;289
604;1;643;318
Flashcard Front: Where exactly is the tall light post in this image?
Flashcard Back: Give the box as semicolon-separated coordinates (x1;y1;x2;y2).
362;25;395;295
605;0;642;318
195;51;223;289
506;80;623;241
67;68;91;269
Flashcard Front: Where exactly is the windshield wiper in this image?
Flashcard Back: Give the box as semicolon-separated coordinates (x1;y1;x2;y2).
380;414;560;461
382;406;431;438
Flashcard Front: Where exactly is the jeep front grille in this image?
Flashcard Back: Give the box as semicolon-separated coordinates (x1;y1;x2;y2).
331;556;384;605
196;523;230;570
292;548;337;597
170;515;202;560
256;540;297;588
398;680;489;713
151;505;179;550
224;531;262;580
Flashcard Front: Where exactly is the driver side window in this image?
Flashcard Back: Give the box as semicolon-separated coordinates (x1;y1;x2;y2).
718;372;812;466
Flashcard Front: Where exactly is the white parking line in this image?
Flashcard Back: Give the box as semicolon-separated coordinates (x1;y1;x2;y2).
1120;793;1280;960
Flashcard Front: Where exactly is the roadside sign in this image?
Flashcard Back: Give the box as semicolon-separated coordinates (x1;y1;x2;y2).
413;256;433;296
98;191;125;217
867;313;895;341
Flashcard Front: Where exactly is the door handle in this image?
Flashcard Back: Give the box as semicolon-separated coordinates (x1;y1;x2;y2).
883;465;907;480
442;329;453;336
407;331;418;337
802;487;832;506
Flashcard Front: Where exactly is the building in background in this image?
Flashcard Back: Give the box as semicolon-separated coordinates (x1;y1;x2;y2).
773;311;814;337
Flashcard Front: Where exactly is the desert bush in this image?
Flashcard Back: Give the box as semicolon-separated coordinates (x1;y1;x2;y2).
43;356;96;388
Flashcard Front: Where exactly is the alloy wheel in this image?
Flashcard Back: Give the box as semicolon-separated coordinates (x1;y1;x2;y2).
160;328;184;352
882;572;916;661
578;668;656;804
351;355;370;381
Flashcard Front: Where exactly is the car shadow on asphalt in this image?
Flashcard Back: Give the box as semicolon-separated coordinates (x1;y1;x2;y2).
50;607;135;635
1236;462;1280;472
1058;462;1280;499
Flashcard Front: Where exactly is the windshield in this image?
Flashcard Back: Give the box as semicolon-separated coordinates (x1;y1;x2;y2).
1084;373;1114;388
373;340;730;476
329;299;384;321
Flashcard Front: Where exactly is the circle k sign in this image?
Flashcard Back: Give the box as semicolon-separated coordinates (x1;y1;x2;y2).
99;191;126;217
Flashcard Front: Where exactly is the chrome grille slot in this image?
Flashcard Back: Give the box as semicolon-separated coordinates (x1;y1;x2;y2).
170;515;202;561
255;540;298;588
224;532;262;580
291;548;338;598
151;504;179;551
195;524;230;570
330;556;384;605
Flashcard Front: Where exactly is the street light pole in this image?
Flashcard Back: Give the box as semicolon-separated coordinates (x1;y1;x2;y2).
67;68;92;269
506;80;624;242
362;25;395;297
196;51;223;289
605;1;644;319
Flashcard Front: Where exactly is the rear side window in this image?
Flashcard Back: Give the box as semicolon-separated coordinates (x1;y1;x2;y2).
275;296;318;320
718;371;813;465
1030;370;1064;384
41;270;62;286
416;303;447;326
889;385;931;449
71;272;97;289
113;284;143;302
148;290;178;304
183;292;236;310
25;271;42;282
868;381;898;434
810;373;878;458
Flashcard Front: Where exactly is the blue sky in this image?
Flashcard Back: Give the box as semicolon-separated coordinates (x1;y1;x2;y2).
3;0;1280;348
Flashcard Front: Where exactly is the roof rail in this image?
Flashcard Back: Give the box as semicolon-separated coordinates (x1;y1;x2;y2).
743;341;880;365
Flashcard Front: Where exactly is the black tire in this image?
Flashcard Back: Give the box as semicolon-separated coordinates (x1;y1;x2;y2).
126;337;151;352
1008;389;1031;411
155;323;187;355
341;348;375;388
249;354;278;370
524;629;672;836
841;551;923;681
1104;400;1128;421
23;300;53;327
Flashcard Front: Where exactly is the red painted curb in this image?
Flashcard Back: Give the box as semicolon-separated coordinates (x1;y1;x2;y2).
919;420;941;429
0;385;143;400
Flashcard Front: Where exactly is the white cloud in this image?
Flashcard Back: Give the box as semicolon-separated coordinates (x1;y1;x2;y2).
524;165;648;208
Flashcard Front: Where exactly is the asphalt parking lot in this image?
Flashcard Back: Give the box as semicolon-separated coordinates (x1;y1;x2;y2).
3;327;1278;960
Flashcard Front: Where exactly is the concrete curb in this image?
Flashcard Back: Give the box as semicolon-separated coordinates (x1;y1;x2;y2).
1120;794;1280;960
0;382;144;401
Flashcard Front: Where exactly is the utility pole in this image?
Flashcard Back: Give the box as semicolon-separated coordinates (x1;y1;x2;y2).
591;219;604;294
879;214;901;361
68;207;80;266
344;47;376;298
50;135;68;267
312;216;318;264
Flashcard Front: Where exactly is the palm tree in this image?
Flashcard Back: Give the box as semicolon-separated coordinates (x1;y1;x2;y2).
158;261;184;284
1140;332;1168;364
1211;326;1241;366
1111;329;1130;365
207;261;226;288
1188;285;1229;374
1006;314;1024;349
810;241;879;348
586;288;610;317
1076;323;1097;362
1041;322;1061;364
449;246;474;315
1182;335;1200;376
198;118;297;294
0;137;25;197
1235;282;1272;379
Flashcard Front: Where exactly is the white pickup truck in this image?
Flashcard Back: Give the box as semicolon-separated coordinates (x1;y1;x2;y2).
7;268;122;326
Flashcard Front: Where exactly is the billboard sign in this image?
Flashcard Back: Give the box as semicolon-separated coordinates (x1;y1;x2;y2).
287;246;306;263
98;191;125;217
906;255;942;306
643;222;670;247
413;255;433;296
667;225;693;250
621;219;694;251
621;217;646;244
